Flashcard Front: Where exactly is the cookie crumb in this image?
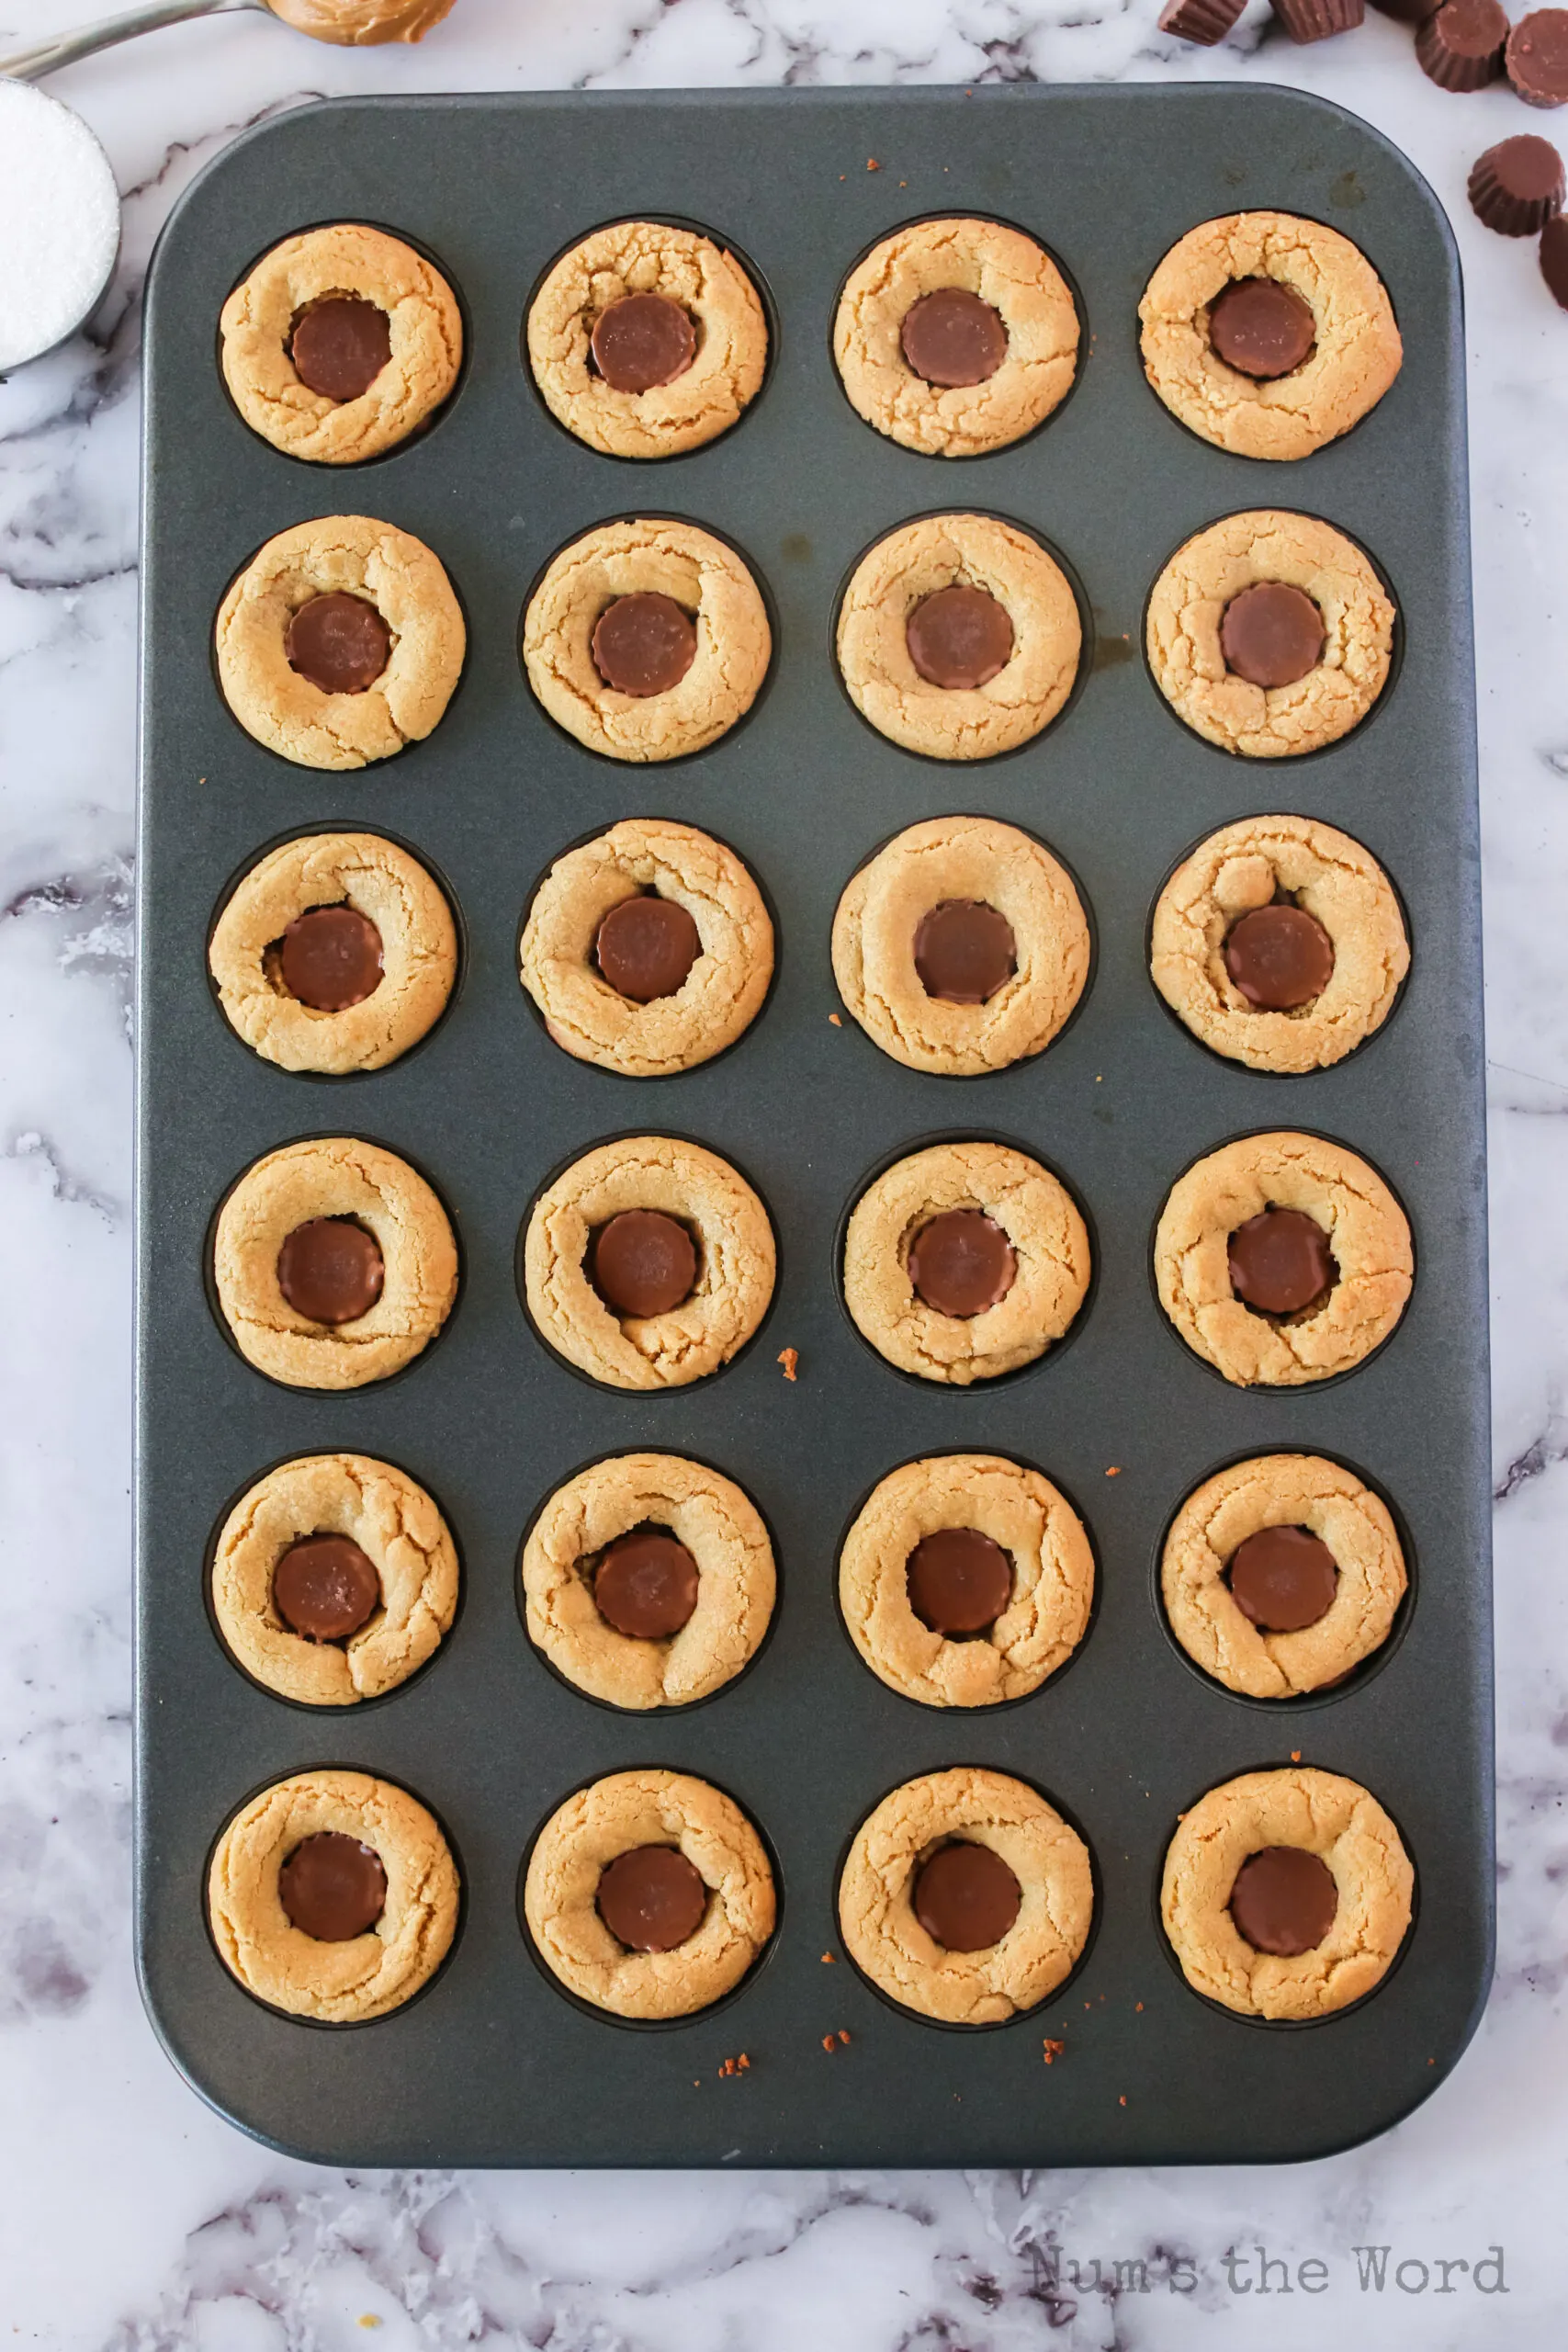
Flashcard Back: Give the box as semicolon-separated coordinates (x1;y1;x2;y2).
867;157;881;170
1119;2095;1127;2108
1043;2037;1065;2064
1291;1749;1302;1762
821;1951;835;1963
1105;1465;1122;1477
717;2052;750;2078
828;1012;842;1026
839;2028;851;2044
821;2032;836;2052
778;1346;798;1382
1135;2001;1144;2012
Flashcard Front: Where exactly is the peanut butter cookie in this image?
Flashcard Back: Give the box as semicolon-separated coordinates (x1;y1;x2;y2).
523;1135;774;1391
1145;510;1394;760
1150;814;1408;1074
211;1452;459;1706
1154;1130;1412;1388
209;831;457;1076
215;515;464;771
523;518;770;763
520;819;772;1077
837;514;1080;761
838;1767;1093;2024
1161;1766;1414;2018
843;1140;1089;1385
220;223;461;464
208;1768;459;2022
839;1454;1093;1708
833;216;1079;457
831;816;1089;1075
524;1768;775;2019
1140;212;1402;462
1161;1453;1407;1699
526;220;767;458
523;1453;775;1710
213;1136;458;1390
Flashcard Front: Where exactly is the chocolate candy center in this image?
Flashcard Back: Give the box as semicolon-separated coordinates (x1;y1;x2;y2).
594;894;702;1003
271;1532;381;1643
278;903;384;1012
899;287;1010;388
913;899;1018;1005
595;1843;707;1951
912;1840;1022;1951
590;291;697;392
289;295;391;403
907;1526;1012;1635
1228;1845;1338;1957
908;1208;1017;1319
1207;277;1316;379
276;1216;385;1325
591;593;697;697
1219;582;1325;691
285;593;392;696
1509;9;1568;106
590;1208;697;1317
1224;902;1335;1011
906;585;1015;691
1226;1524;1340;1633
1227;1207;1337;1317
593;1525;700;1639
278;1831;388;1941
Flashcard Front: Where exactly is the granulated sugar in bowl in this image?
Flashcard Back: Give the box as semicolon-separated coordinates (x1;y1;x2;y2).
0;82;120;372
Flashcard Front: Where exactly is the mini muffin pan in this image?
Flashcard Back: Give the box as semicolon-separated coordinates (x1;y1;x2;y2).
137;85;1490;2164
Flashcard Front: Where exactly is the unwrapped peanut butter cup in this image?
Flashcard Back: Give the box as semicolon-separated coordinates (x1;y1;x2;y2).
1507;9;1568;107
1416;0;1508;88
1468;135;1566;233
1368;0;1439;19
1541;213;1568;306
1271;0;1364;40
1159;0;1246;40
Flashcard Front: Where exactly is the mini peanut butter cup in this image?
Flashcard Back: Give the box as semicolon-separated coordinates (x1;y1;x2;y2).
1468;135;1566;234
1369;0;1439;19
1507;9;1568;107
1158;0;1246;43
1542;212;1568;307
1270;0;1364;42
1416;0;1508;91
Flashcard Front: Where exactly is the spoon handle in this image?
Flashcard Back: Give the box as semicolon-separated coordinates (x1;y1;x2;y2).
0;0;258;82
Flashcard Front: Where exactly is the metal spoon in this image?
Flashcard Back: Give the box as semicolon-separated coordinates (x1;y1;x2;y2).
0;0;265;83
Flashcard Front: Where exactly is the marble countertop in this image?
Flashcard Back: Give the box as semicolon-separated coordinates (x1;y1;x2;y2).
3;0;1566;2342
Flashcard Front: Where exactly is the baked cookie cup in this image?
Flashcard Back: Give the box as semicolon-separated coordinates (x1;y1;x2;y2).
519;818;773;1077
208;1768;460;2023
838;1767;1095;2024
220;222;462;465
837;513;1081;761
833;215;1079;458
209;831;458;1076
522;1134;774;1391
525;219;768;458
1153;1129;1412;1388
839;1453;1094;1708
1149;814;1408;1075
1139;212;1402;463
523;1769;776;2020
211;1452;460;1706
1160;1766;1414;2020
832;816;1090;1076
522;1452;776;1710
1160;1453;1408;1700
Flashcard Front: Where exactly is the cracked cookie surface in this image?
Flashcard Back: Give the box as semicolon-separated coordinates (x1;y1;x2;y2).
837;514;1079;761
523;518;770;762
1150;814;1408;1074
208;1768;459;2022
213;1136;458;1389
1140;211;1402;462
523;1136;773;1391
1162;1454;1407;1699
840;1454;1093;1708
520;819;772;1076
838;1767;1093;2023
1161;1766;1414;2018
524;1769;775;2019
1146;510;1393;759
526;220;767;458
832;816;1089;1075
523;1453;775;1710
220;223;461;464
211;1452;459;1705
215;515;464;770
834;216;1078;458
210;831;457;1075
1154;1130;1412;1387
843;1140;1089;1385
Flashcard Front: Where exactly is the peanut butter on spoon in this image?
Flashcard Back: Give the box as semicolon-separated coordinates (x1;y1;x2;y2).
265;0;457;45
